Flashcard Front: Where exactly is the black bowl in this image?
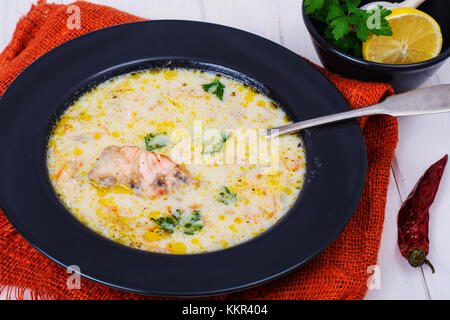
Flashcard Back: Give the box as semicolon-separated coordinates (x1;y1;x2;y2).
302;0;450;93
0;20;367;296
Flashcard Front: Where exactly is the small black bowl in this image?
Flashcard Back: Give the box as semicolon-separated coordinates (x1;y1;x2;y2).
302;0;450;93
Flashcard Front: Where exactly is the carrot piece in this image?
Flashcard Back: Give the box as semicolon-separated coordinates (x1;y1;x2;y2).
55;162;68;183
99;124;111;135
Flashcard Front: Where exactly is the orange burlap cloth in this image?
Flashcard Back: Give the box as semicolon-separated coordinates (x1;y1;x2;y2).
0;1;398;300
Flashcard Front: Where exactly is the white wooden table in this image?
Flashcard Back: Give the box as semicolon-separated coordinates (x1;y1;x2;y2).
1;0;449;300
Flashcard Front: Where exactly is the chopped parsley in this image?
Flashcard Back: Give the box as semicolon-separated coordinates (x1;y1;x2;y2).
144;132;169;151
152;209;204;236
202;130;231;155
202;79;225;101
217;187;237;205
182;210;203;235
152;215;178;233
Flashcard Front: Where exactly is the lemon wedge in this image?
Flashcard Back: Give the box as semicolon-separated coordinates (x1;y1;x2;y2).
362;8;442;64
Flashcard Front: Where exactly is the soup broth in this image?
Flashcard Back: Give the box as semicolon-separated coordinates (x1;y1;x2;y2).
47;68;306;254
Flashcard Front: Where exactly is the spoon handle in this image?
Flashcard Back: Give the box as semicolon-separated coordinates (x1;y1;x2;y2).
268;84;450;137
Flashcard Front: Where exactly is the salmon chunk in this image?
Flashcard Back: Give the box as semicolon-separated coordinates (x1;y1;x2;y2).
88;146;191;197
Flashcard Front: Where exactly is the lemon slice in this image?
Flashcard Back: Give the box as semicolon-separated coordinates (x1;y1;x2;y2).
362;8;442;64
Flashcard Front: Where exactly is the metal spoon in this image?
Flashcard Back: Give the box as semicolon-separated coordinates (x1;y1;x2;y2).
360;0;426;10
267;84;450;137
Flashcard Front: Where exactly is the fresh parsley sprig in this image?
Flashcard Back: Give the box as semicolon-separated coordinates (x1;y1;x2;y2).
152;209;204;235
217;187;237;205
202;130;232;155
153;215;178;233
144;132;168;152
304;0;393;57
202;79;225;101
182;210;203;235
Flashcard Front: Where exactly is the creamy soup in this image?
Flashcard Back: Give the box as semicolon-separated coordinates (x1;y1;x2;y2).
47;68;306;254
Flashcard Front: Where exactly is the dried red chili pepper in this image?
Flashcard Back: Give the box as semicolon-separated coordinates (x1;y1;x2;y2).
398;154;448;273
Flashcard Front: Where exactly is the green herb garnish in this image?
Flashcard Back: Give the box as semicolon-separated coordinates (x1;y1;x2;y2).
217;187;237;205
202;79;225;101
153;215;178;233
202;131;231;155
183;210;204;235
144;132;168;151
304;0;393;57
152;209;204;236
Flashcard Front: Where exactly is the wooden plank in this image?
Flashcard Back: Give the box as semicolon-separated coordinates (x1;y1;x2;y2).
392;111;450;299
391;52;450;300
82;0;204;20
276;0;321;64
201;0;282;43
435;59;450;84
0;0;37;51
365;171;427;299
0;0;204;53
